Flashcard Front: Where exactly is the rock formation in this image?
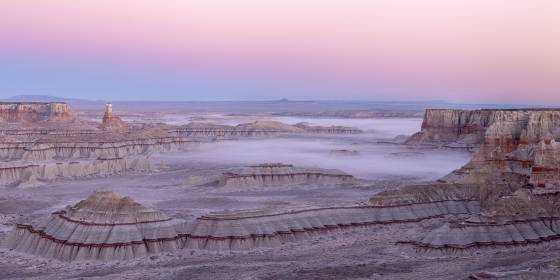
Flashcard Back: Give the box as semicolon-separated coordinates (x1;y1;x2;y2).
7;191;185;261
0;157;150;187
182;193;479;251
391;109;560;250
99;103;127;131
212;163;355;189
171;121;361;138
0;102;75;123
405;109;548;149
0;102;195;186
293;122;362;134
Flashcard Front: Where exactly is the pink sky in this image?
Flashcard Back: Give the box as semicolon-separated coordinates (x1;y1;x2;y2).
1;0;559;102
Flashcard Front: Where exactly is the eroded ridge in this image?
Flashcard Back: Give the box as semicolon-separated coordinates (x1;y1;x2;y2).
403;190;560;249
171;120;362;138
7;191;185;261
6;187;482;261
181;184;480;251
399;109;560;250
214;163;355;188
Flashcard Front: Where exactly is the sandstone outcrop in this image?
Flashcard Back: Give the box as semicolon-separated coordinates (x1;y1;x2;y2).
0;136;192;162
393;109;560;250
182;198;479;251
293;122;362;134
7;191;185;261
405;109;555;149
99;103;127;131
171;121;361;138
212;163;355;189
0;157;150;187
0;102;75;123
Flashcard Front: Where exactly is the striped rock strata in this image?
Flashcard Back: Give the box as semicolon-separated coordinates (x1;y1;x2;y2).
7;186;481;260
0;157;150;187
402;190;560;249
399;109;560;250
0;102;75;123
182;196;479;251
406;108;560;149
0;136;192;162
7;192;184;261
180;182;480;251
214;163;355;189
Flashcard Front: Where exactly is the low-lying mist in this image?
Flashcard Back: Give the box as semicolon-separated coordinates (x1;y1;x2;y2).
176;136;471;181
124;114;423;139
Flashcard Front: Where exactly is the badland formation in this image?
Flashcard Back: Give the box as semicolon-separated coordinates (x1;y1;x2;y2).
1;101;560;279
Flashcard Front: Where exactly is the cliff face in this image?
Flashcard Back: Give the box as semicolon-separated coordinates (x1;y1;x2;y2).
391;108;560;250
448;109;560;190
405;109;554;149
0;102;74;123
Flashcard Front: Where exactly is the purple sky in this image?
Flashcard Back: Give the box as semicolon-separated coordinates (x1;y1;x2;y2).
1;1;559;103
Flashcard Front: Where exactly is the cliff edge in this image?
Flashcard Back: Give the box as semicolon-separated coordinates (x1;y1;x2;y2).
0;102;75;123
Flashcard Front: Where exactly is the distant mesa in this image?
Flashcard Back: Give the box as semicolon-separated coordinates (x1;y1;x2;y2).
8;191;185;261
294;122;362;134
171;120;362;138
0;102;75;123
329;149;360;156
214;163;355;188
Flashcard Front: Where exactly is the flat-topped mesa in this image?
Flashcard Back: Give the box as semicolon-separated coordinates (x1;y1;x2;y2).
214;164;355;188
293;122;362;134
170;121;362;138
7;191;184;261
99;103;127;131
171;121;303;138
0;102;75;123
406;108;560;149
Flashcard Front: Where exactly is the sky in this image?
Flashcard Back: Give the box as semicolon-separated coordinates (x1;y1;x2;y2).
0;0;559;103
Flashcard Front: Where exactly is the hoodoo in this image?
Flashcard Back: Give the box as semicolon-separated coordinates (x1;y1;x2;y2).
7;191;185;261
100;102;127;131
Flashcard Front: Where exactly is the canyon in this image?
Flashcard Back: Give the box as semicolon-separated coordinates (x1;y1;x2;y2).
1;103;560;279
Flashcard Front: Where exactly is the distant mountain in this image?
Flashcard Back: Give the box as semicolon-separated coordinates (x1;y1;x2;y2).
3;95;94;103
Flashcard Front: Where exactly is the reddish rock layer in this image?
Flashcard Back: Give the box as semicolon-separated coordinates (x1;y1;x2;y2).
0;102;74;123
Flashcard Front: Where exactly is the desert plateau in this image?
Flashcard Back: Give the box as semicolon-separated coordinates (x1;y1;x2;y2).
0;99;557;280
2;1;558;279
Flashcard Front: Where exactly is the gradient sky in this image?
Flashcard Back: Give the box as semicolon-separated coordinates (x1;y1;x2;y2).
1;1;559;103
